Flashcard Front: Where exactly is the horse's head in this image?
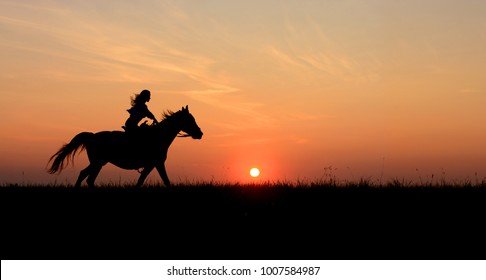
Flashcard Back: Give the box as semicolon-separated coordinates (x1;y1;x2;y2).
177;105;203;139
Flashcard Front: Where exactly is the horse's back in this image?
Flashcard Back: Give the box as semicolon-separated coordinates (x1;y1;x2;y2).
86;130;127;153
88;130;159;169
95;130;125;137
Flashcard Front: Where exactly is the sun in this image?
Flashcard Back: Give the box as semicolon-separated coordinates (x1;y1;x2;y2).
250;167;260;178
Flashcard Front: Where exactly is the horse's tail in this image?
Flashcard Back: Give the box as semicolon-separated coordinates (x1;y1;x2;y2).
47;132;94;174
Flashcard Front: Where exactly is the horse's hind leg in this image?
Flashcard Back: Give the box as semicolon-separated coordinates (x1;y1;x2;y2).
86;164;104;188
75;165;92;187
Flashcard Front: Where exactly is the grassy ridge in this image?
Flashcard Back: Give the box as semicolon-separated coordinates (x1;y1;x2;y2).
3;175;486;188
1;183;485;259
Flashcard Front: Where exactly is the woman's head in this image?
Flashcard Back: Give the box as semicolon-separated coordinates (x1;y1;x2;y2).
131;89;151;106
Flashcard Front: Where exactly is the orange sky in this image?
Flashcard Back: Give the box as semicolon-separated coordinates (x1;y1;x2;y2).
1;0;486;185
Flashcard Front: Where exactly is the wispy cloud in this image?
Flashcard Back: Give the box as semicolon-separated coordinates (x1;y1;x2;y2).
264;12;381;85
459;88;482;94
1;1;269;119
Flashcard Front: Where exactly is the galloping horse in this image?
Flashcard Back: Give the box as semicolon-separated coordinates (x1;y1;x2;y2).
47;106;203;187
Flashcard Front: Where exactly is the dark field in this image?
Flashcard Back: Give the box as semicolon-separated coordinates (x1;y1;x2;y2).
1;183;485;260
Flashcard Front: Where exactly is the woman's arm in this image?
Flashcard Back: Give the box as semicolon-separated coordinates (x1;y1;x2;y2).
146;108;158;123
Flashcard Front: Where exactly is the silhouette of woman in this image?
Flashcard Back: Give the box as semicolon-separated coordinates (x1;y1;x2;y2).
123;89;158;132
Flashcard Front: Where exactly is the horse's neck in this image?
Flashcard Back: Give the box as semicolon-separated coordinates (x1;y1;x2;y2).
158;122;181;146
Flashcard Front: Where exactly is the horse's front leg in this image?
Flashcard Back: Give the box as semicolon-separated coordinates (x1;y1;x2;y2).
135;166;154;187
156;163;171;187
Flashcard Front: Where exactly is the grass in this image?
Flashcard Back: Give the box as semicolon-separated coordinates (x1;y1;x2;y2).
2;177;485;260
2;176;485;188
2;178;484;218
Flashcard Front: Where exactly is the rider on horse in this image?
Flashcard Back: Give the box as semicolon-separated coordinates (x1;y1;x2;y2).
123;89;159;132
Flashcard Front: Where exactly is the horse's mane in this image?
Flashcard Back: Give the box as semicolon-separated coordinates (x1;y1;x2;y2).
128;110;178;132
160;110;176;122
156;109;191;137
154;109;187;130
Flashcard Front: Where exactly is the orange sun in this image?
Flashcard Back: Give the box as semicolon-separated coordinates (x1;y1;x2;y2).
250;167;260;178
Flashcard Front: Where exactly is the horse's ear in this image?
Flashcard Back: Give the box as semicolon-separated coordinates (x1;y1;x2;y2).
185;105;189;111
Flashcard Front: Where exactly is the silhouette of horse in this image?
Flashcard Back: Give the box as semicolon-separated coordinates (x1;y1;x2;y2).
47;106;203;187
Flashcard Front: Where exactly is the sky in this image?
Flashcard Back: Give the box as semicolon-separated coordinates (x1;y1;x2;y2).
1;0;486;185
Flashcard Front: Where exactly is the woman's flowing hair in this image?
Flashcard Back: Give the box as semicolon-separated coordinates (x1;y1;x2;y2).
130;89;151;106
